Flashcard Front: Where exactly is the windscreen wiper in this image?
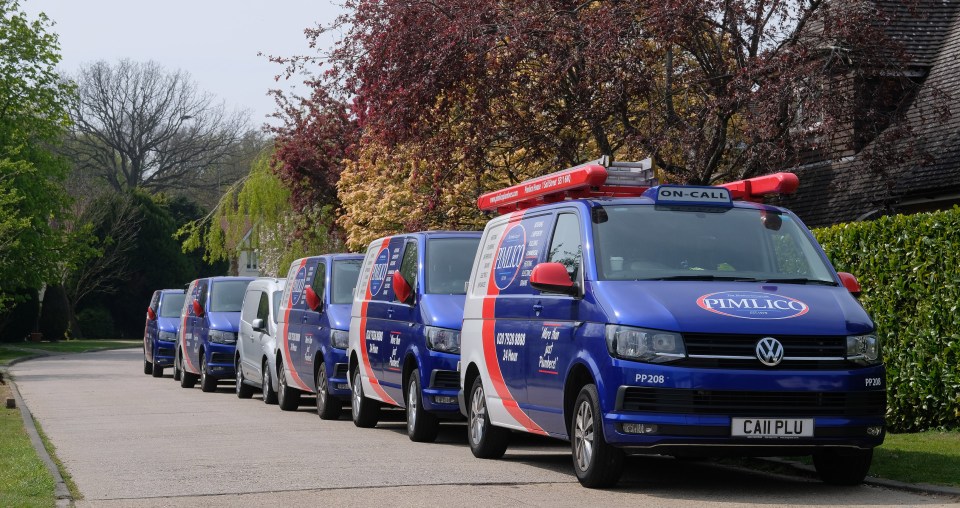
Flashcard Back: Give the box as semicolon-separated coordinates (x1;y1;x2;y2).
758;277;837;286
642;275;762;282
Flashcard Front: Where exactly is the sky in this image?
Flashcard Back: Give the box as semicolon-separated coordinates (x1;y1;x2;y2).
23;0;346;128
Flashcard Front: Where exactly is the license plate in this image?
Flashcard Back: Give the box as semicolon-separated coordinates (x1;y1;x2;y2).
731;418;814;438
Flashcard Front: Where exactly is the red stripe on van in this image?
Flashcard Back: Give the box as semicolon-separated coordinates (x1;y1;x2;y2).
358;238;398;406
282;258;313;391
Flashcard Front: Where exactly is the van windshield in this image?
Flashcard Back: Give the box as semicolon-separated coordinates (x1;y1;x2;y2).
592;205;835;283
332;260;362;304
426;237;481;294
159;293;185;318
210;280;253;312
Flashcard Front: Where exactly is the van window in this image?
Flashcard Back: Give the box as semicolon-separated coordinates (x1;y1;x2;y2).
257;292;270;322
197;281;209;310
398;240;418;294
312;263;326;300
332;260;362;304
160;293;186;318
272;291;283;322
547;213;582;281
426;237;481;294
592;205;834;282
210;280;253;312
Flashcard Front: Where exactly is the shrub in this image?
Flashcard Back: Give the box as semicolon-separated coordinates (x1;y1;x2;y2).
38;285;70;341
815;207;960;431
0;289;39;342
76;307;116;339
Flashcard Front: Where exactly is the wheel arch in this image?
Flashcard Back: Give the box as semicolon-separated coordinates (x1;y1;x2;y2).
564;361;596;438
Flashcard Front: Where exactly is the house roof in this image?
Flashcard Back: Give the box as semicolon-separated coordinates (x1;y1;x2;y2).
784;1;960;227
876;0;960;67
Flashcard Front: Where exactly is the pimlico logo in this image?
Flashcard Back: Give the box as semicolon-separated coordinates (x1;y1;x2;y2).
696;291;809;320
291;265;307;306
369;247;390;296
493;224;526;290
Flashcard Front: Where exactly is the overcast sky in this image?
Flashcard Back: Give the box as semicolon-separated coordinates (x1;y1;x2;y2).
23;0;345;128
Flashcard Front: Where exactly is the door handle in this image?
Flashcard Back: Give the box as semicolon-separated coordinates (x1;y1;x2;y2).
533;303;543;315
387;308;394;318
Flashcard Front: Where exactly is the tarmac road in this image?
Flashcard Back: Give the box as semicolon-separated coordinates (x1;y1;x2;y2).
10;348;958;507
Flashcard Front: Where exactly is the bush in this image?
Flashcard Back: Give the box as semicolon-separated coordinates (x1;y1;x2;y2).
815;207;960;432
38;285;70;341
75;307;116;339
0;289;39;342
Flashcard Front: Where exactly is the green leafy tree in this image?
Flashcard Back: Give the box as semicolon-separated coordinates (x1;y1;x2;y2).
0;1;76;312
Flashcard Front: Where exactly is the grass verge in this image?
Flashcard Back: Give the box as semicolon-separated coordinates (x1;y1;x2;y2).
0;382;55;508
35;419;81;500
871;431;960;487
0;339;139;365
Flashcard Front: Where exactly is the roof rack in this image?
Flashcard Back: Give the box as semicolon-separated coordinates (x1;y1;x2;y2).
476;156;799;213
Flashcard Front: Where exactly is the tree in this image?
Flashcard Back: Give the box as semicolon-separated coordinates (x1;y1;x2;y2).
65;59;251;194
0;0;76;312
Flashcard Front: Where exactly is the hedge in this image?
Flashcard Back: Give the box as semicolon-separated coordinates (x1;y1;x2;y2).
814;207;960;432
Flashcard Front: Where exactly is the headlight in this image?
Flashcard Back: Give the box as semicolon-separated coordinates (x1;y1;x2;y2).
209;329;237;344
846;335;881;365
330;329;349;349
605;325;685;363
158;331;177;342
425;326;460;354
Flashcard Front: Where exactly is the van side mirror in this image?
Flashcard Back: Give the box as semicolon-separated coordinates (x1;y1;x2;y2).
146;307;157;321
530;262;578;296
838;272;861;297
305;285;322;311
192;299;205;317
392;270;413;304
252;318;265;332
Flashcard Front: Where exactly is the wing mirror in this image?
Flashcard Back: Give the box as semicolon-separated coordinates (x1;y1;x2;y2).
192;299;205;317
838;272;861;297
252;318;265;332
146;307;157;321
530;262;578;296
392;270;413;304
305;285;322;311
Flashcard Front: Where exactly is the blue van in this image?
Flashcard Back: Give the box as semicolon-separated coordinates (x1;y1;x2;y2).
176;276;255;392
460;159;885;487
273;254;364;417
143;289;186;378
349;231;482;441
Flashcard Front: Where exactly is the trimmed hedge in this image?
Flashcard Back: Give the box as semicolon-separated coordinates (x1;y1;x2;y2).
815;207;960;432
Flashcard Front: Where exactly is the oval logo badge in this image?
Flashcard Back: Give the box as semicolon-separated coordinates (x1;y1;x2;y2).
290;265;307;306
696;291;809;320
493;224;526;290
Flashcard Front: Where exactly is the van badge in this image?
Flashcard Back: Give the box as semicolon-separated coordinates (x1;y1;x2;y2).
696;291;808;320
756;337;784;366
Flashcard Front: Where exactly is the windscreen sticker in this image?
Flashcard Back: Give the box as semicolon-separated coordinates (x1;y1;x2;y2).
697;291;809;320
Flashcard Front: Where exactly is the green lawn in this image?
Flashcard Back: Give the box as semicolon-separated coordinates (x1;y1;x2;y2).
871;431;960;487
0;339;139;365
0;383;55;507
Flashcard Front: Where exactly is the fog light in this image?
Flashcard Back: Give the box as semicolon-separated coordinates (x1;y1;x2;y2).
433;396;457;405
621;423;658;435
866;426;883;437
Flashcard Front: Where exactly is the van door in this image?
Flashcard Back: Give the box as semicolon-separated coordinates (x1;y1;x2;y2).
239;288;261;379
525;211;583;436
283;259;313;392
379;238;417;398
146;291;160;362
300;258;325;391
360;236;407;405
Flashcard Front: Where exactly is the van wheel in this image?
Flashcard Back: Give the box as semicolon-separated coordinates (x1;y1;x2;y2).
813;448;873;485
200;354;217;392
572;384;624;488
236;358;253;399
151;365;163;378
173;351;182;381
351;369;380;428
143;350;153;375
407;369;439;442
467;376;509;458
316;363;340;420
179;351;197;389
262;364;278;404
278;362;301;411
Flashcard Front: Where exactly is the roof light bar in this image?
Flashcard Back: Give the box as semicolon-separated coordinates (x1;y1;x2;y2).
718;172;799;202
477;156;656;213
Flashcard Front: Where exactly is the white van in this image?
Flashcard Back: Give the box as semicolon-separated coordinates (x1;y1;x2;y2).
236;278;286;402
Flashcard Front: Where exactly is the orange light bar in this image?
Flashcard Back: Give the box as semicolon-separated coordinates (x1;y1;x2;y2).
477;164;610;213
718;172;799;202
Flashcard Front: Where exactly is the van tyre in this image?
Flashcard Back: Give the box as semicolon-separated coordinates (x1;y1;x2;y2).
236;358;253;399
143;351;153;375
407;369;439;442
262;363;278;404
277;362;301;411
467;376;509;458
179;350;197;389
200;354;218;392
813;448;873;485
152;365;164;378
316;362;341;420
572;384;624;488
173;351;182;381
351;369;380;428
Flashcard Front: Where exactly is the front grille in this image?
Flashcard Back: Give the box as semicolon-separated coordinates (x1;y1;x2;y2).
210;353;232;365
679;333;850;370
333;363;348;379
619;387;886;417
156;346;174;357
431;370;460;389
